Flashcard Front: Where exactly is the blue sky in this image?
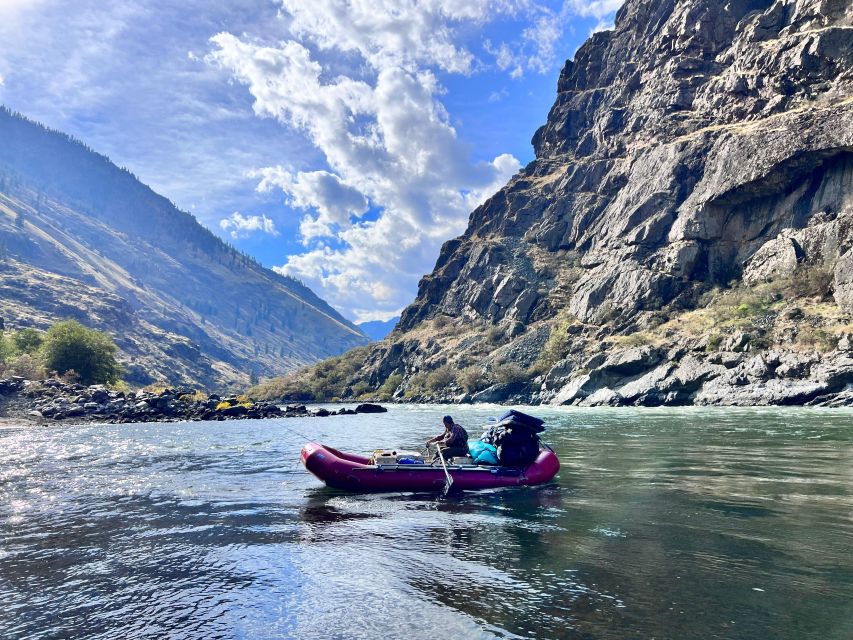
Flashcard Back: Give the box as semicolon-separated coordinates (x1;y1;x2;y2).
0;0;622;322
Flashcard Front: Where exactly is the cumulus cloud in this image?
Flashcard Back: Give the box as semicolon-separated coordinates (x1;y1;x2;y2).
488;87;509;103
485;0;623;76
256;166;369;240
219;211;279;239
567;0;624;19
209;1;526;319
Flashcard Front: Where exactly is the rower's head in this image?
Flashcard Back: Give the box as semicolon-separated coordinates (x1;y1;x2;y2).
443;415;453;428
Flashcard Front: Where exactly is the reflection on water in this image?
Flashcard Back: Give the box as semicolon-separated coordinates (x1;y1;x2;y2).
1;407;852;639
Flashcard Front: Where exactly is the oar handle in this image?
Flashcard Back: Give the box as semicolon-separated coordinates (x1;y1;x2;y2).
436;445;453;494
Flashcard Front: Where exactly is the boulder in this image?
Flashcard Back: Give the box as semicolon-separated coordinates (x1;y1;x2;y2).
811;354;853;389
725;332;751;353
551;374;597;405
669;355;726;391
470;382;530;403
743;236;800;284
617;362;675;404
579;387;622;406
833;249;853;313
65;404;85;417
599;346;662;376
355;403;388;413
542;358;575;392
220;404;248;417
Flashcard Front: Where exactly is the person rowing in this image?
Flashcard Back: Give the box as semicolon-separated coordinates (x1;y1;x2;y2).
426;415;469;462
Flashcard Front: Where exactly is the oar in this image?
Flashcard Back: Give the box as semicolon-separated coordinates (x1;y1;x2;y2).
436;445;454;495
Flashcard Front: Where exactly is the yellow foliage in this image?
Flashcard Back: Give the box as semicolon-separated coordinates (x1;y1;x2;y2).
215;401;232;411
142;382;170;395
178;390;208;403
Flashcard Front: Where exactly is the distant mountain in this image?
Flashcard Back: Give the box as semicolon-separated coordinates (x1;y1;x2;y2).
0;107;368;388
357;317;399;342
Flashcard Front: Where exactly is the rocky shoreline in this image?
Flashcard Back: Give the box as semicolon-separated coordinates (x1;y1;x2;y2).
474;343;853;408
0;378;387;424
378;333;853;408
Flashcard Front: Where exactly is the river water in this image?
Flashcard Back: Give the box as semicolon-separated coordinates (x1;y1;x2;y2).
1;406;851;639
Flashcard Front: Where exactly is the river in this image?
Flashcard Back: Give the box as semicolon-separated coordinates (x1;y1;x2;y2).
1;406;851;639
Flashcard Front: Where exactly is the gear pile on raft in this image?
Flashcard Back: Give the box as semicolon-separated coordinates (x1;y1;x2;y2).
300;409;559;493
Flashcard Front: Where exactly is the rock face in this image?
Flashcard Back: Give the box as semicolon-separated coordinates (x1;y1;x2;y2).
272;0;853;407
402;0;853;331
0;109;367;388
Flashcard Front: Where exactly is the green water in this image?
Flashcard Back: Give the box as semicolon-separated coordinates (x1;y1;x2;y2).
1;406;851;639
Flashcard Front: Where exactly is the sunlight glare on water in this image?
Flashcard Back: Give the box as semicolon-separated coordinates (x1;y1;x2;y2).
1;406;852;639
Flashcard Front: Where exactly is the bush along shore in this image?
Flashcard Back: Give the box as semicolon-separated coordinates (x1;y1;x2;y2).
0;377;387;424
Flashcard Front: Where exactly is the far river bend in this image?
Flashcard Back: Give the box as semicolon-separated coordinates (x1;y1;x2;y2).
1;405;851;639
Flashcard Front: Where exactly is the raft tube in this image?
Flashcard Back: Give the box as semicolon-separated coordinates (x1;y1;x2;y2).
300;442;560;492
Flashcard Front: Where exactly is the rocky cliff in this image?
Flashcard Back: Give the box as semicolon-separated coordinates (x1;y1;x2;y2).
262;0;853;407
0;109;367;389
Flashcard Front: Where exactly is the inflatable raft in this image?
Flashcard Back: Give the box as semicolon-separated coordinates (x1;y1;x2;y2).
300;442;560;492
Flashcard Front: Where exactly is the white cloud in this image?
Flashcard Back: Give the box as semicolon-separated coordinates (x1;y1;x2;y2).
219;211;279;239
566;0;624;19
209;2;525;318
257;166;369;240
484;0;623;77
488;87;509;103
522;11;564;73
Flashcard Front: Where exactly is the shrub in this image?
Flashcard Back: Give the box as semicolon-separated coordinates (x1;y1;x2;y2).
456;365;487;393
142;382;170;395
0;334;15;363
485;325;504;345
783;265;833;300
178;390;208;403
619;332;652;347
2;353;46;380
59;369;80;384
108;380;132;395
376;373;403;400
215;401;231;411
426;364;455;391
13;328;44;354
797;328;839;353
530;313;577;374
404;371;429;399
41;320;122;385
706;333;724;351
350;380;371;397
493;363;527;385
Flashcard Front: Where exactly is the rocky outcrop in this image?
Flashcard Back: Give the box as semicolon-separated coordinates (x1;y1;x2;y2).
399;0;853;334
537;345;853;407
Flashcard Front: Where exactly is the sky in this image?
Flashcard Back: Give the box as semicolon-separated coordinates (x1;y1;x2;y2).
0;0;622;322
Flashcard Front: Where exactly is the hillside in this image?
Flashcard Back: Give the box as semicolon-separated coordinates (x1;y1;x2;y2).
0;108;367;388
254;0;853;407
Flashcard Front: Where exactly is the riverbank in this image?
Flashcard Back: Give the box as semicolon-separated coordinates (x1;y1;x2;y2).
0;378;387;424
